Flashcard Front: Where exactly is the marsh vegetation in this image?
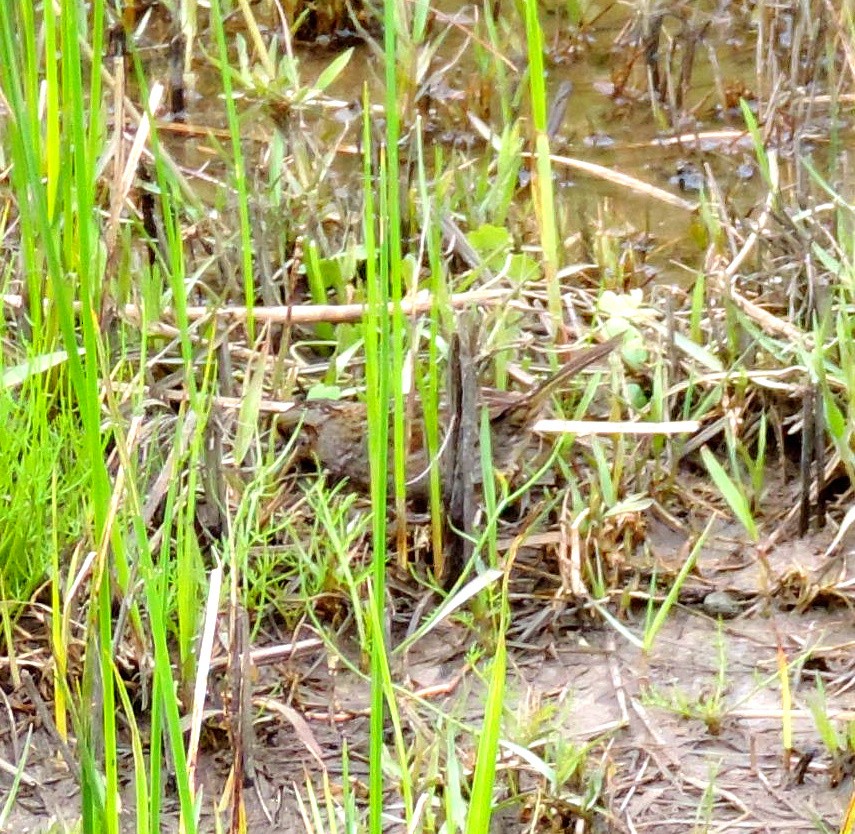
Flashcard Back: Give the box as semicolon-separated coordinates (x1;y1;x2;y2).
1;1;855;832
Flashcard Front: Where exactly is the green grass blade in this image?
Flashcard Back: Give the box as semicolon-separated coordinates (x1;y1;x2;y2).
700;446;758;541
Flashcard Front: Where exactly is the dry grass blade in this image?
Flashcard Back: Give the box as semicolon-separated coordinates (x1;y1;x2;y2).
256;698;327;771
105;83;164;259
546;153;698;212
469;112;698;211
186;565;222;790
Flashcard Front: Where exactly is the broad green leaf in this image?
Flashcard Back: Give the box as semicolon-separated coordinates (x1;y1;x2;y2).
2;349;83;389
307;383;342;401
315;48;353;93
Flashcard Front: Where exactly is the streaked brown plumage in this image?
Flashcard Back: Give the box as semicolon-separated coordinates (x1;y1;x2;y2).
279;336;620;497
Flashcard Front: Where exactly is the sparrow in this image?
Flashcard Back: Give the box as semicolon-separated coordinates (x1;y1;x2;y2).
278;335;620;498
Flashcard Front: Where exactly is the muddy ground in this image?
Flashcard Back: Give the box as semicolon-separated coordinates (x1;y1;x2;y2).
3;522;854;833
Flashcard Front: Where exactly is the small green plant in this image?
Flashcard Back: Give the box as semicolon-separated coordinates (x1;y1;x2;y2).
643;623;730;735
641;517;713;654
700;445;759;542
808;673;855;773
693;759;722;830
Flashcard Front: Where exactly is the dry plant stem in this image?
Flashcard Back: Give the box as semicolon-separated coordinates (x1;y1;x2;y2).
442;318;480;586
20;670;81;783
713;150;808;345
231;605;255;801
114;81;163;216
225;600;254;815
0;746;37;788
799;385;816;536
545;152;697;212
147;288;511;325
208;638;323;672
104;35;127;261
0;688;18;762
186;564;222;791
626;127;748;148
766;434;842;546
606;637;630;727
76;30;197;205
533;418;699;435
2;288;512;326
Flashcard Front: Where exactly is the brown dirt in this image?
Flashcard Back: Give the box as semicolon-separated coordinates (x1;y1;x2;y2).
3;522;854;833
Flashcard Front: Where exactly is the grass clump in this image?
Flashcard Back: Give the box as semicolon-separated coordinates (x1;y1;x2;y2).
0;380;86;602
